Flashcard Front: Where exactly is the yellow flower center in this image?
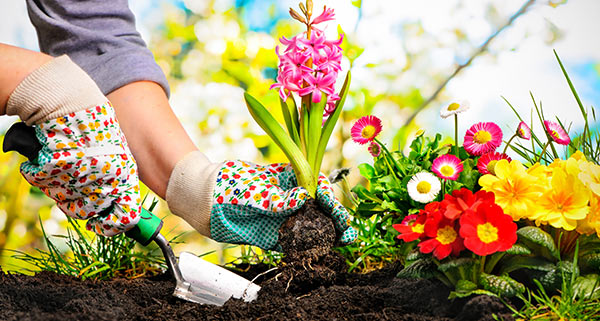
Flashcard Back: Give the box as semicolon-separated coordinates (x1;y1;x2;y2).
487;160;498;175
412;223;424;234
477;222;499;244
361;125;377;139
550;130;560;140
436;225;457;245
447;103;460;111
473;130;492;144
440;165;455;177
416;181;432;194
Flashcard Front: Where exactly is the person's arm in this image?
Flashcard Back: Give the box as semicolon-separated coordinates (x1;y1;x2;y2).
0;44;52;114
26;0;199;198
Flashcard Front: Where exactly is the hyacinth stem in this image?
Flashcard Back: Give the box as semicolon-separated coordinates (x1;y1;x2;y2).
502;133;518;155
454;114;459;157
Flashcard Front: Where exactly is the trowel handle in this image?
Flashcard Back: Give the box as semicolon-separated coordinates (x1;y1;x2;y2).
125;208;163;246
2;122;42;163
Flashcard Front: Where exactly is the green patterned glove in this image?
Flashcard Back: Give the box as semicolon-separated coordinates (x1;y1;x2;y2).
209;160;357;250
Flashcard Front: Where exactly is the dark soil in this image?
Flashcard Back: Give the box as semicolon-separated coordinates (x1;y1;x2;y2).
0;199;516;320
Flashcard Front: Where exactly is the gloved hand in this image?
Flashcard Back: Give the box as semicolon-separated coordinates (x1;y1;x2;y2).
5;55;141;236
166;156;357;250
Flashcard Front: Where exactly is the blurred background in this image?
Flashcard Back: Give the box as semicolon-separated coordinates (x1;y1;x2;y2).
0;0;599;271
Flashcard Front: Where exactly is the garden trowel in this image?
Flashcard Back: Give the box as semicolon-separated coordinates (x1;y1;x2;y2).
2;121;261;306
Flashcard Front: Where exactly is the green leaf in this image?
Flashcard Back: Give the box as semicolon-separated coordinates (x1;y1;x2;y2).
573;274;600;300
279;97;301;147
498;256;555;275
397;257;437;279
307;93;327;176
314;71;351;176
478;273;525;298
438;257;478;273
517;226;560;260
244;92;315;195
504;243;532;256
358;163;376;180
351;184;381;202
580;252;600;270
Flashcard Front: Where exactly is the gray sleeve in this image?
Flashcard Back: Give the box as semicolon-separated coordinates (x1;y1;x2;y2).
26;0;170;97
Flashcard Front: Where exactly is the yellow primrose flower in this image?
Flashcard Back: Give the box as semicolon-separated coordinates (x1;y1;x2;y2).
479;159;545;220
576;194;600;236
527;163;552;183
78;124;87;131
56;160;67;167
55;142;66;149
578;161;600;197
535;168;589;231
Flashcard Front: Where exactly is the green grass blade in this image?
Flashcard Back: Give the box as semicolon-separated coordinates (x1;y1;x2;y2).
244;92;315;195
554;50;588;125
314;71;351;176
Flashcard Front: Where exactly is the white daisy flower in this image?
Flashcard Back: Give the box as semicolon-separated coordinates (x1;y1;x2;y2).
440;100;470;119
407;172;441;203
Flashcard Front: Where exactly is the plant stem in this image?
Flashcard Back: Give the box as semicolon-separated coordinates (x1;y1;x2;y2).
441;180;446;200
536;140;552;164
454;114;459;157
374;138;405;176
479;255;486;275
502;133;518;155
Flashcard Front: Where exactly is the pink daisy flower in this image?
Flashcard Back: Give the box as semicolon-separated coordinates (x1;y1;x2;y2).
351;115;382;145
477;152;512;175
463;122;503;156
517;121;531;140
544;120;570;145
368;141;382;157
432;154;464;181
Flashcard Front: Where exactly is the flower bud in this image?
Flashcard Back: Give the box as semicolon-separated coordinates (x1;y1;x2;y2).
289;8;307;24
298;2;307;15
306;0;313;17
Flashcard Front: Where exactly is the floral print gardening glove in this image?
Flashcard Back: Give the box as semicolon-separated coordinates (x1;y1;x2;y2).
209;160;358;250
5;55;143;237
19;102;142;236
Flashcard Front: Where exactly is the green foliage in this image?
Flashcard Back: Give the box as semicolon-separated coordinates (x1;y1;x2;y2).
11;216;169;281
336;214;407;273
352;133;456;220
504;260;600;320
478;273;526;298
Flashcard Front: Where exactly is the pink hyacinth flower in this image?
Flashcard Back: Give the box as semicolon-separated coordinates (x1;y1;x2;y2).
544;120;570;145
351;115;382;145
432;154;464;181
298;31;327;61
477;152;512;175
517;121;531;140
298;72;336;103
311;6;335;25
463;122;503;156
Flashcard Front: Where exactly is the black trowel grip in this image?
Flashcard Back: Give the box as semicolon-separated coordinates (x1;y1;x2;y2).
2;122;43;163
